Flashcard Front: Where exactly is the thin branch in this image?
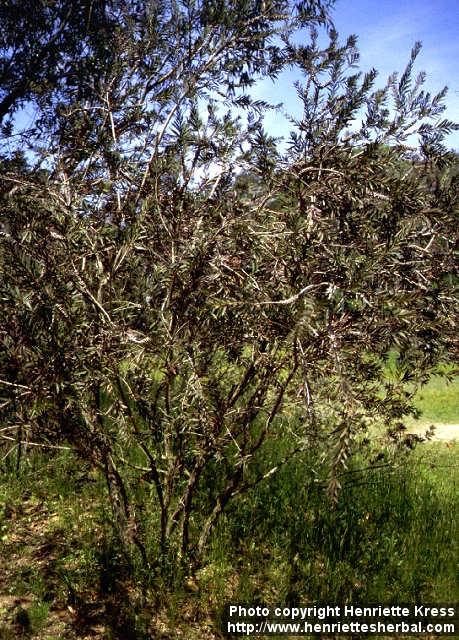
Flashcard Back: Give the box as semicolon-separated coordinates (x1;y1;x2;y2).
0;434;73;450
250;282;329;307
0;379;30;390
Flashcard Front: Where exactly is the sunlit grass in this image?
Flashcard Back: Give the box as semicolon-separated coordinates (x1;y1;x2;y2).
0;413;457;638
410;375;459;425
210;440;459;610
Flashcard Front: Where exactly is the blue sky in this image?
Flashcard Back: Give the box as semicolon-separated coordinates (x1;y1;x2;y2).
254;0;459;150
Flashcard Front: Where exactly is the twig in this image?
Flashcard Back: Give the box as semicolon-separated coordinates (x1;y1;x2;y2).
254;282;329;306
0;379;30;390
0;434;73;450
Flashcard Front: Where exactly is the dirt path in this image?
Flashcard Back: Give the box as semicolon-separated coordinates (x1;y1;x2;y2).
410;423;458;442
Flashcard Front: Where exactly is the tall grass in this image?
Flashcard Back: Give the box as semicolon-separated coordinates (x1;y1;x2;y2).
0;433;457;638
205;442;458;611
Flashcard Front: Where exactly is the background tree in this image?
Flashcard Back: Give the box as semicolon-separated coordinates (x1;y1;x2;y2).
0;0;457;572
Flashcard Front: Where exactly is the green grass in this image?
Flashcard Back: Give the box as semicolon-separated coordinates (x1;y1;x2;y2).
382;351;458;425
0;450;155;639
0;425;457;638
207;442;458;612
411;375;459;424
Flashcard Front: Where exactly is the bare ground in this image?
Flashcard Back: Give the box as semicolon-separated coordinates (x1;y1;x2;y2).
409;423;459;442
0;498;108;640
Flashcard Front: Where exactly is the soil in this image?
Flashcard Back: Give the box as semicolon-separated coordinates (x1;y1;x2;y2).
409;423;459;442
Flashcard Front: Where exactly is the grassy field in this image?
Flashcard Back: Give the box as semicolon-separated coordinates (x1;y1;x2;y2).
1;445;457;639
0;375;457;639
410;375;459;425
